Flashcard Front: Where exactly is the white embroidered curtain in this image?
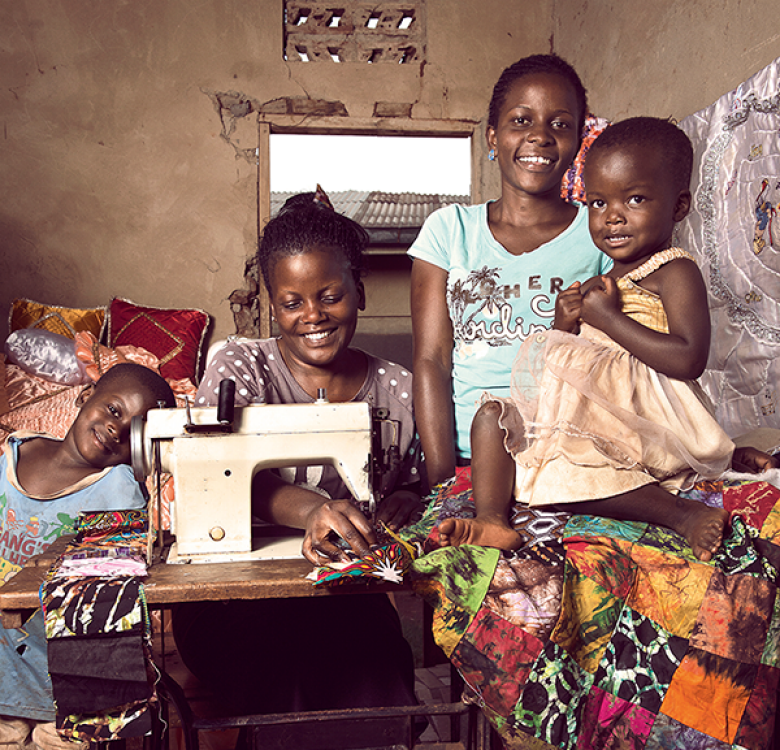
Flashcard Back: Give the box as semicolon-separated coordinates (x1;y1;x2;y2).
679;58;780;437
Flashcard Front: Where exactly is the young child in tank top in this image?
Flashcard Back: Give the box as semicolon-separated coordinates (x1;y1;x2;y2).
439;116;778;561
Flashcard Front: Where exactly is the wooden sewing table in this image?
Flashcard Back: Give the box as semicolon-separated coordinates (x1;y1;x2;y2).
0;534;403;629
0;537;481;749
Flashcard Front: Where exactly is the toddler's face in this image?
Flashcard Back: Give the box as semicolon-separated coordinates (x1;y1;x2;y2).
584;144;689;268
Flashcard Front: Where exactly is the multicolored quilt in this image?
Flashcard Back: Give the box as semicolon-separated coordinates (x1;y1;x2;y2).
396;469;780;750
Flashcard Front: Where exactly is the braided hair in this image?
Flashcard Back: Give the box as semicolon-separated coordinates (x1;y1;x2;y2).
258;189;368;291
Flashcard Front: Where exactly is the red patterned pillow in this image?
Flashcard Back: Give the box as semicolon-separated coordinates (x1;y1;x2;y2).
107;298;209;382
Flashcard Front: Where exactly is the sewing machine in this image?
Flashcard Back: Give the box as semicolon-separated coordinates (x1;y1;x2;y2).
131;382;387;564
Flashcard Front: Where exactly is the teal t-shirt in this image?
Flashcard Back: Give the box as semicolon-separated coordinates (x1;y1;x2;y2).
408;202;611;459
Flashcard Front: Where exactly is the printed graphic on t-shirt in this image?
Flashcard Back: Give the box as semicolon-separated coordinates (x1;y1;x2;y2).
0;493;75;582
447;266;563;347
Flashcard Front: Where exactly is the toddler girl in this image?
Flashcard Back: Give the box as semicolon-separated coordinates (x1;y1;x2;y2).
440;117;777;561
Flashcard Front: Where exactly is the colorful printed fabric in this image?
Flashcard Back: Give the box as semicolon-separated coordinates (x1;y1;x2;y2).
560;113;611;204
309;521;422;585
39;511;156;743
394;473;780;750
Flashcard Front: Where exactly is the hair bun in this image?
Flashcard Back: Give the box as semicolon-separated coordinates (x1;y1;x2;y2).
279;185;334;215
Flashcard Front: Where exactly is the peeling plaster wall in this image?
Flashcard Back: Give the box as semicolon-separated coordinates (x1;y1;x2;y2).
555;0;780;123
0;0;551;352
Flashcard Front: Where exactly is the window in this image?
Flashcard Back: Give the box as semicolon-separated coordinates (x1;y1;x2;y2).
266;131;470;366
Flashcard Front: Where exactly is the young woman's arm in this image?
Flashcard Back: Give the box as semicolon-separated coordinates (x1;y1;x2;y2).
411;258;457;487
581;259;710;380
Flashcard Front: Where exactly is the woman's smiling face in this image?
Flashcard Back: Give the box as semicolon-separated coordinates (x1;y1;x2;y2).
269;246;365;371
487;72;582;198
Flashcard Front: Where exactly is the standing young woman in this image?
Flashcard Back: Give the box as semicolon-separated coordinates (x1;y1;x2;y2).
409;54;611;487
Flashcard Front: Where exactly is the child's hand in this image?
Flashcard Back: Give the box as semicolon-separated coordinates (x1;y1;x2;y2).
554;281;583;333
732;446;780;474
581;275;621;329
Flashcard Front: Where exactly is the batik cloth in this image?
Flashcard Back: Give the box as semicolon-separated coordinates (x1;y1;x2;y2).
392;470;780;750
0;435;146;723
309;521;419;585
39;510;156;743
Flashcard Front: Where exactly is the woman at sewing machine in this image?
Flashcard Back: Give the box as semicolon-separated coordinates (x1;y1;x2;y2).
172;187;424;718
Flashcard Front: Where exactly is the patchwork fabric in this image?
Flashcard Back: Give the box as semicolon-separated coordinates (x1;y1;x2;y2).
390;475;780;749
39;511;157;743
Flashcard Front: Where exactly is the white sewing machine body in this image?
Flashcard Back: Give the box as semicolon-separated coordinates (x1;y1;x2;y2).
132;398;379;564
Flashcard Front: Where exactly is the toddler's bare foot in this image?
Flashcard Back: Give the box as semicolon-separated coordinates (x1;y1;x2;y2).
439;515;522;550
673;499;729;562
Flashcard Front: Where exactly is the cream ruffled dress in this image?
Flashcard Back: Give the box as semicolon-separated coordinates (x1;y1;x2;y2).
494;248;735;506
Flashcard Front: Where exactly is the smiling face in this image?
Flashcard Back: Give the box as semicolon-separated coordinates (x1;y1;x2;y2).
269;246;365;372
487;72;582;198
69;376;157;470
584;144;691;272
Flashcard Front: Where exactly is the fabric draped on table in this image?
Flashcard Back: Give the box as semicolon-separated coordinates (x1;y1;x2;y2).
376;469;780;750
39;510;157;744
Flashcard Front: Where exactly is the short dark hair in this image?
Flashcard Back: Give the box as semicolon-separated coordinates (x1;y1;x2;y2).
587;116;694;193
257;193;368;291
488;54;588;135
94;363;175;408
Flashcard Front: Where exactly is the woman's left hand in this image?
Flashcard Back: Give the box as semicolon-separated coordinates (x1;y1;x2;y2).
376;490;424;532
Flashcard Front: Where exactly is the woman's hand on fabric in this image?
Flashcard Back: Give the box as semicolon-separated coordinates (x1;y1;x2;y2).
377;489;424;532
553;281;583;333
301;499;377;565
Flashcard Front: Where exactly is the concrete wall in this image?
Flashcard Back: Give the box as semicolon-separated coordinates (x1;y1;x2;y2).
3;0;779;372
0;0;551;359
555;0;780;123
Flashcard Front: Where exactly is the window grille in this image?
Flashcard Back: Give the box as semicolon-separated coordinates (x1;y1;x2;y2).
284;1;425;64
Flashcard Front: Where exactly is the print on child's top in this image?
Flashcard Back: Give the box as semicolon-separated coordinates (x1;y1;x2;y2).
0;491;76;582
448;265;564;349
0;435;146;584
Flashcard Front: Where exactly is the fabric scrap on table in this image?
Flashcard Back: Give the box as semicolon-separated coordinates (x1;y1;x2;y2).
39;509;158;743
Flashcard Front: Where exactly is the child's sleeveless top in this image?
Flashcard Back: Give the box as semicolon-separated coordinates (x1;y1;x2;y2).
493;248;735;506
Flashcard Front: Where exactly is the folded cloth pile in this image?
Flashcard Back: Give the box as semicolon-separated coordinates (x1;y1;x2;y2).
39;510;157;743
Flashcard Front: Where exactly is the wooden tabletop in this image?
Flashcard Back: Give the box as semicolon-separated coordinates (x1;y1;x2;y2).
0;537;405;629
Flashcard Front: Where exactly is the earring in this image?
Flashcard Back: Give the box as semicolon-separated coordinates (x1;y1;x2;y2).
488;149;496;161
